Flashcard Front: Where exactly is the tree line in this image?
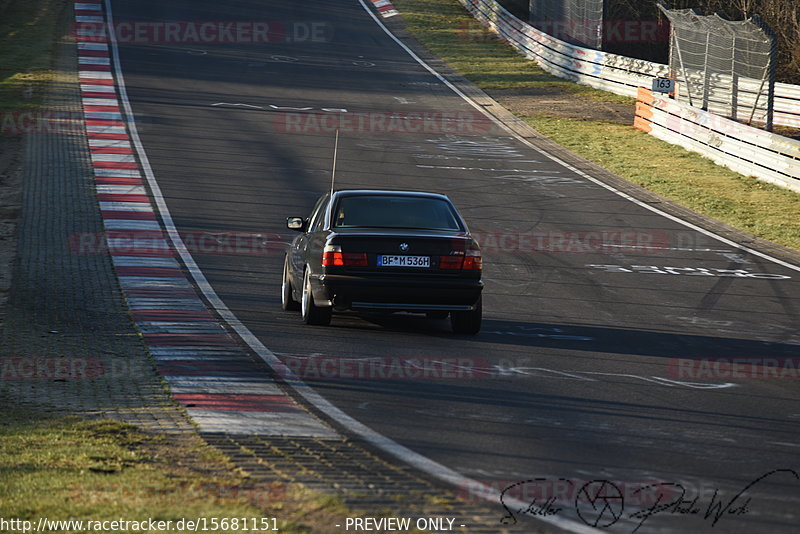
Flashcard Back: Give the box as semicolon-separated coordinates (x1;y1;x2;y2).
496;0;798;83
609;0;799;83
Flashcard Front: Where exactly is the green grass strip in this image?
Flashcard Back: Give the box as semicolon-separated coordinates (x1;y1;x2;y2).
0;0;69;111
0;406;337;533
391;0;800;251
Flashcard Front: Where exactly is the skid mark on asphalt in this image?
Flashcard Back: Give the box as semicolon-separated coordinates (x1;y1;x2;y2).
74;0;337;438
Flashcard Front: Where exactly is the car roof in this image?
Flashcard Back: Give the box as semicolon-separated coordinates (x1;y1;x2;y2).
331;190;452;202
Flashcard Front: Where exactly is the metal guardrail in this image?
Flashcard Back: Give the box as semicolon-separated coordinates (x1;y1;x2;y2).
635;87;800;192
456;0;800;129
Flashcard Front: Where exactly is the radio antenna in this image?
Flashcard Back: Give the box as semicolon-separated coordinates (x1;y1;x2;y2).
329;129;339;197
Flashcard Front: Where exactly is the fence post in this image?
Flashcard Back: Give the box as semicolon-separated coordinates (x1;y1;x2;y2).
702;31;711;111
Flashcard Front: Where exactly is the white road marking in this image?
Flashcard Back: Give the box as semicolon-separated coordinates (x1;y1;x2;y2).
587;264;791;279
103;219;162;230
86;125;127;134
89;138;131;147
416;165;553;172
118;277;192;289
96;185;145;194
94;169;140;178
78;55;110;64
81;84;115;92
85;111;124;121
79;70;112;79
78;42;108;50
414;154;542;162
211;102;265;109
98;201;153;211
112;256;179;267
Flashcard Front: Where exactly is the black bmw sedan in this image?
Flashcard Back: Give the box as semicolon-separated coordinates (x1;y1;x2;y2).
282;190;483;334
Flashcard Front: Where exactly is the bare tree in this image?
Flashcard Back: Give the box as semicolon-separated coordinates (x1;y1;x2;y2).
605;0;799;82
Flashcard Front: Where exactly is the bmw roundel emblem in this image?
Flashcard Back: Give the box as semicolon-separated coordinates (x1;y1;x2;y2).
399;242;409;251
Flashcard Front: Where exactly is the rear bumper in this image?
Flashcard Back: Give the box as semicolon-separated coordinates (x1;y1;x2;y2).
315;273;483;311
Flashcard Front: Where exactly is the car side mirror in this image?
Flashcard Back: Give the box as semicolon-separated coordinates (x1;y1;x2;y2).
286;217;306;232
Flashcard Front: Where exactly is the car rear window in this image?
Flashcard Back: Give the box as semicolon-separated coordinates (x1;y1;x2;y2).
333;195;463;231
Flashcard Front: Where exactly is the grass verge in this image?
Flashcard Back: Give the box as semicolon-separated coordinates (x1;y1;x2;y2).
0;0;70;111
391;0;800;251
0;404;346;533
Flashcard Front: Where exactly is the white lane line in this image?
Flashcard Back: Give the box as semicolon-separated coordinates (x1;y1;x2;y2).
139;326;225;335
125;298;207;310
98;201;153;211
111;255;178;267
104;220;163;231
84;97;121;106
358;0;800;275
94;168;140;177
90;139;131;147
87;125;127;134
118;277;193;289
106;238;169;249
86;112;124;121
81;84;116;92
96;185;145;194
79;70;112;79
78;42;108;50
79;56;110;64
150;347;246;357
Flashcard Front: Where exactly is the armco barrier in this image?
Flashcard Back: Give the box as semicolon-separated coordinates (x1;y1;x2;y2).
456;0;800;129
635;87;800;193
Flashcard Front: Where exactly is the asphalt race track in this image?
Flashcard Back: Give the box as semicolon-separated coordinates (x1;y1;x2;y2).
107;0;800;531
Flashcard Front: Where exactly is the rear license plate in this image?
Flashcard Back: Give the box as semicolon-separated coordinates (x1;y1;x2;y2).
378;255;430;267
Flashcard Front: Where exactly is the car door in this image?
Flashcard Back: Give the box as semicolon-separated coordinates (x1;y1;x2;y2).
289;194;329;280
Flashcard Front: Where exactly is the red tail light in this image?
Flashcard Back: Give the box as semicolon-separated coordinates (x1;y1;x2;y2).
440;245;482;271
439;255;464;269
463;254;482;270
322;246;367;267
322;251;344;266
342;252;368;266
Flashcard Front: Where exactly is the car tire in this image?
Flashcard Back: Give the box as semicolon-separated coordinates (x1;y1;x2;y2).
281;254;300;312
301;268;332;326
426;311;449;320
451;296;481;335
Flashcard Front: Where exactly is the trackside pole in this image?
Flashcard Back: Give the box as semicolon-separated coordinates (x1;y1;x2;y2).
330;129;339;197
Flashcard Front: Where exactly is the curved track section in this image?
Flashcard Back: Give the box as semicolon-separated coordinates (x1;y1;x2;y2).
105;0;800;532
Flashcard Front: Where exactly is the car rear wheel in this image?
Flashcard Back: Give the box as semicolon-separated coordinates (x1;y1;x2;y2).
451;296;481;335
281;254;300;311
301;268;332;326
